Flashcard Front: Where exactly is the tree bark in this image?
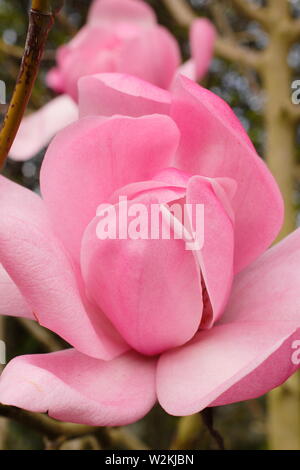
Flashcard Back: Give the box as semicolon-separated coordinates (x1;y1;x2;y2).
0;0;62;168
261;30;296;238
260;1;300;450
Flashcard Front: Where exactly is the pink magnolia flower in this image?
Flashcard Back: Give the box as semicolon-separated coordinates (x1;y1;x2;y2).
9;0;216;161
1;73;298;426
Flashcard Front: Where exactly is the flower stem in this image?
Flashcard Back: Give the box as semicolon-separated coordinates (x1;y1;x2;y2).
0;1;62;169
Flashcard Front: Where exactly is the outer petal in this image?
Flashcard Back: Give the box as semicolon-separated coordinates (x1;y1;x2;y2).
88;0;156;27
212;329;300;407
157;322;298;416
190;19;216;81
117;26;181;90
9;96;78;161
0;349;157;426
186;176;236;327
41;115;180;261
0;265;33;319
78;73;171;118
0;176;128;360
157;229;300;415
171;76;284;272
81;187;203;356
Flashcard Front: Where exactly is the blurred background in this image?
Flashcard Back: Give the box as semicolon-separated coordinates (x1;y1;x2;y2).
0;0;300;450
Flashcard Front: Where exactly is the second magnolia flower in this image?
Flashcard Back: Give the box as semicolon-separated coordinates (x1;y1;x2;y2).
9;0;216;161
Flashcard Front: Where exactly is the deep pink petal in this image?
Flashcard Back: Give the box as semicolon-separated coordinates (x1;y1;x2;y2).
81;187;203;356
157;229;300;414
171;76;284;272
190;19;216;81
0;349;157;426
78;73;171;118
88;0;156;27
9;95;78;161
186;176;236;327
0;176;128;360
0;265;33;319
41;115;180;261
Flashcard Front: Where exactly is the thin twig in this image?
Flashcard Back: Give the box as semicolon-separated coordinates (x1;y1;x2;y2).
170;415;203;450
108;427;150;450
163;0;196;27
18;318;64;353
0;38;55;60
230;0;269;28
0;404;95;440
0;404;149;450
162;0;262;70
201;408;225;450
0;1;63;169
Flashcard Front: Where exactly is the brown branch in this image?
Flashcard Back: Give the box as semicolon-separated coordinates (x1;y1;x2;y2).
170;415;203;450
59;435;102;450
163;0;196;28
268;0;290;19
230;0;269;28
210;2;235;40
201;409;225;450
283;19;300;42
0;1;62;169
0;39;55;61
283;100;300;124
56;11;78;36
215;37;262;70
18;318;64;353
0;403;149;450
163;0;262;70
108;428;150;450
0;40;24;59
0;404;95;440
295;164;300;182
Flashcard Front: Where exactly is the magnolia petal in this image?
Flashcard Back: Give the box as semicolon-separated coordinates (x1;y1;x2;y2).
9;95;78;161
78;73;171;118
81;186;203;356
88;0;156;27
0;264;33;319
41;114;180;261
0;349;157;426
171;76;284;273
0;176;127;360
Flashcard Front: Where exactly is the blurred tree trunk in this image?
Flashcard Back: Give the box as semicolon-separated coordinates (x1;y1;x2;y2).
261;12;296;238
268;376;300;450
260;0;300;450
